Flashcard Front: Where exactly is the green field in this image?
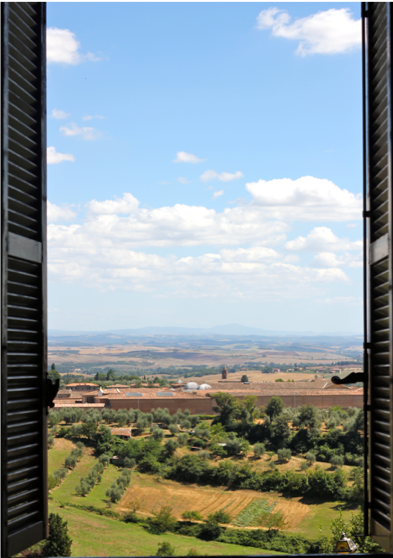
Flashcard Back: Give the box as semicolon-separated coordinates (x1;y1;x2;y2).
48;502;285;556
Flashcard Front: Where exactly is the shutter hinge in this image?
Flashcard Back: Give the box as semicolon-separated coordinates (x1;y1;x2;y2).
363;210;371;218
363;342;371;350
46;378;60;409
366;404;371;412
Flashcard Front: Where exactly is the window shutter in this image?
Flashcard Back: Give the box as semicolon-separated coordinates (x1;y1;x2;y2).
1;3;48;557
364;2;393;553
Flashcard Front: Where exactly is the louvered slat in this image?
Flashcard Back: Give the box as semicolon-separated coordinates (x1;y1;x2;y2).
366;2;393;553
1;3;47;557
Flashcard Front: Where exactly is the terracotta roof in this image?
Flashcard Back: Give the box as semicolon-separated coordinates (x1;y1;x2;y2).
66;383;98;387
111;427;132;437
54;402;105;408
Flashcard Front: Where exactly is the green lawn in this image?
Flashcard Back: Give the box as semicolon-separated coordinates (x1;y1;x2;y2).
48;440;75;475
81;463;119;508
48;502;286;556
295;500;357;540
51;450;96;503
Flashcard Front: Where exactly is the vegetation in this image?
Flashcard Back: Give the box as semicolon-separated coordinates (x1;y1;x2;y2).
43;513;72;557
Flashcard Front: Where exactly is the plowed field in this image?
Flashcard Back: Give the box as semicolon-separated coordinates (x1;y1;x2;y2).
117;473;309;529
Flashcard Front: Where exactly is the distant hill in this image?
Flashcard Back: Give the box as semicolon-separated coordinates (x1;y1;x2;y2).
49;323;362;337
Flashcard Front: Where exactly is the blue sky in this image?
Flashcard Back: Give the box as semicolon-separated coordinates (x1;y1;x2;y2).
47;2;363;333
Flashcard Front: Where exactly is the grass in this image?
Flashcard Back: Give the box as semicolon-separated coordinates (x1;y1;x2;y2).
294;499;356;539
48;501;286;556
48;438;75;475
51;448;96;503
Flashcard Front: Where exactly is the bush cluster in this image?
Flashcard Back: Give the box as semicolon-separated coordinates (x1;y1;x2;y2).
75;461;104;496
106;469;132;503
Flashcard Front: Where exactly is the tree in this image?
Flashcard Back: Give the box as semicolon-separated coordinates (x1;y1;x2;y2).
212;392;239;427
298;404;319;429
51;363;56;370
330;455;344;469
270;415;290;447
208;509;231;524
253;442;265;458
153;427;164;441
266;396;284;420
240;374;249;383
157;542;176;556
43;513;72;557
106;368;116;381
277;448;291;462
149;506;177;534
306;451;316;465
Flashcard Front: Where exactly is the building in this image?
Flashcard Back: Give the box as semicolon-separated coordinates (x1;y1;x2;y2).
221;366;228;380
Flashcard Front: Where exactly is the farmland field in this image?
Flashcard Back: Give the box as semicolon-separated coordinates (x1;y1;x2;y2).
48;501;284;556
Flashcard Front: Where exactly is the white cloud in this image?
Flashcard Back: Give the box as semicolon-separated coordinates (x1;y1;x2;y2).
173;151;205;164
51;109;70;120
213;190;224;200
256;7;361;56
312;252;362;268
178;177;190;184
82;115;105;121
201;170;243;182
47;202;77;223
87;193;140;215
60;122;102;140
246;176;362;221
47;146;75;164
47;27;101;64
285;227;362;252
48;224;349;296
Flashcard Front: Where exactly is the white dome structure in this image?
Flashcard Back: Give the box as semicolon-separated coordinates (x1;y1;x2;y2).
184;381;199;390
198;383;212;390
177;379;183;384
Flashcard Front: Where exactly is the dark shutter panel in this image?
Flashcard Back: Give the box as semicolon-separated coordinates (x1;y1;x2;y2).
365;2;393;553
1;3;48;557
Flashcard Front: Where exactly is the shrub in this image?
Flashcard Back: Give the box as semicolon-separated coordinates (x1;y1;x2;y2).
277;448;291;462
123;457;136;468
123;511;139;523
64;456;77;469
148;506;177;534
330;455;344;469
300;462;309;471
306;451;316;465
198;450;210;460
253;442;265;458
177;433;188;446
99;454;110;467
181;419;191;430
153;427;164;441
208;509;231;524
157;542;176;556
169;424;179;436
199;520;222;541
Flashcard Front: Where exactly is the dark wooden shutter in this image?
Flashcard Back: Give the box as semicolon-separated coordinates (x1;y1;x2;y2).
364;2;393;553
1;3;48;557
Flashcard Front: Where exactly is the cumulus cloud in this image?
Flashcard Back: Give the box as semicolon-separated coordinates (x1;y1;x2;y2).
51;109;70;119
82;115;105;121
201;170;243;182
173;151;205;163
48;224;349;296
213;190;224;200
46;187;358;296
178;177;190;184
47;27;101;64
47;202;77;223
312;252;362;268
285;227;362;252
246;176;361;221
60;123;102;140
256;7;361;56
47;146;75;164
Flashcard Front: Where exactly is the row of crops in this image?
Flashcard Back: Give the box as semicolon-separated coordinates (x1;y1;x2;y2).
233;498;277;527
